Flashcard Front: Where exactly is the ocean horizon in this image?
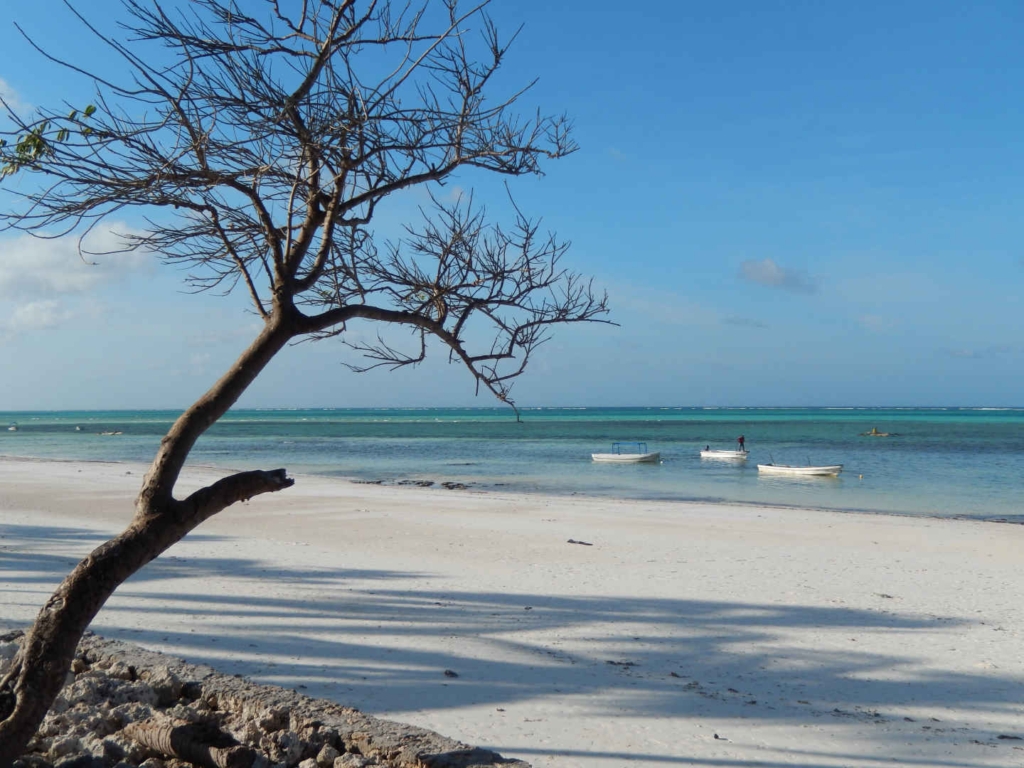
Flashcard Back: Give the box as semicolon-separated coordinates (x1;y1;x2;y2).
2;406;1023;523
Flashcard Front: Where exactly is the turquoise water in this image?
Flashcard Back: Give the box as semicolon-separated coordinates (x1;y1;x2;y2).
1;407;1023;521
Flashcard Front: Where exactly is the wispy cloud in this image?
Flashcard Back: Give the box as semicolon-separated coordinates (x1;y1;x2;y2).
0;225;152;340
0;76;29;114
189;352;212;375
446;184;466;203
0;225;151;300
945;345;1016;360
858;314;895;333
0;299;74;340
739;258;818;294
834;270;944;307
608;284;773;330
186;323;263;348
611;284;722;327
722;316;768;329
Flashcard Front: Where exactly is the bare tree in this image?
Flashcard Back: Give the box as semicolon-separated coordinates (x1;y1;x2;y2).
0;0;608;761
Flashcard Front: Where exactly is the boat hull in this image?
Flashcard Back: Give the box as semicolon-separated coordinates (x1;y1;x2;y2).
700;450;748;460
591;452;661;463
757;464;843;477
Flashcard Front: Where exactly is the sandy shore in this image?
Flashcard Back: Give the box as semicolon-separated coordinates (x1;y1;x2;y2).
2;457;1023;767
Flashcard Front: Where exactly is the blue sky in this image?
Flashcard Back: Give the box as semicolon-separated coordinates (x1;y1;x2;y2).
1;0;1022;409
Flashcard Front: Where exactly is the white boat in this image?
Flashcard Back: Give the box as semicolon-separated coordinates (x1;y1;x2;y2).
757;463;843;477
700;448;748;460
7;422;17;432
592;441;661;463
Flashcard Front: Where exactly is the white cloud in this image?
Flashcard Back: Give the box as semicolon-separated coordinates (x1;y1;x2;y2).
739;258;818;294
0;299;76;343
0;224;152;300
3;299;73;334
0;224;152;341
0;76;29;114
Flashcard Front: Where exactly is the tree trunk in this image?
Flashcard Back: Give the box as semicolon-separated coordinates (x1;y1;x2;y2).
0;317;297;767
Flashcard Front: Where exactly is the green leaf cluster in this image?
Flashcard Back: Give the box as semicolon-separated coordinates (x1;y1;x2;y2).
0;104;98;179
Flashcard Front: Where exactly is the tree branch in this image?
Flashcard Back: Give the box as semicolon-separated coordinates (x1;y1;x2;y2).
175;469;295;527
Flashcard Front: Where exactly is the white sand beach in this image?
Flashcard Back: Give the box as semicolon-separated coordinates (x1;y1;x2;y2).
2;456;1023;767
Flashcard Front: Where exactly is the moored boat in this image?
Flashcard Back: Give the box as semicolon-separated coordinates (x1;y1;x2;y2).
592;441;661;463
700;448;749;460
757;463;843;477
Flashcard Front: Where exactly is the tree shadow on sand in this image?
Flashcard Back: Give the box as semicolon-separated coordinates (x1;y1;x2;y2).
3;521;1022;767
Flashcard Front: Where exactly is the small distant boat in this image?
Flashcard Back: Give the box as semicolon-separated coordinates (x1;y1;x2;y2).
700;448;749;460
98;430;124;436
7;422;17;432
592;441;661;463
860;427;896;437
758;463;843;477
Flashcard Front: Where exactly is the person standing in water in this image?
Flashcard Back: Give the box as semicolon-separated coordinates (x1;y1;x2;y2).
737;435;746;452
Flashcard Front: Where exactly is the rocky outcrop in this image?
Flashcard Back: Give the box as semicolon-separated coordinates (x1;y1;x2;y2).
1;632;526;768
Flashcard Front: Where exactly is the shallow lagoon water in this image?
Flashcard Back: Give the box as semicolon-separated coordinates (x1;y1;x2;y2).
2;407;1022;521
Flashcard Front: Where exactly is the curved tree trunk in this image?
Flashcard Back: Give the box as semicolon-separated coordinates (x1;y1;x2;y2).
0;317;297;767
